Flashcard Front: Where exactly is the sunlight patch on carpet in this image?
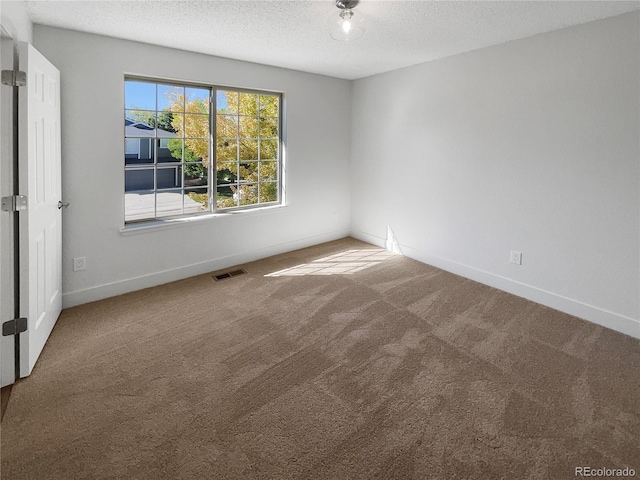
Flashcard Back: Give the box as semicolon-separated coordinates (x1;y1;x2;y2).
265;249;397;277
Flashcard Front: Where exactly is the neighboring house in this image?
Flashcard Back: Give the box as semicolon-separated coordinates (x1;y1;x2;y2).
124;118;180;191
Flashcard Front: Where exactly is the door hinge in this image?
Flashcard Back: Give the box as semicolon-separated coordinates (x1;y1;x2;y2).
1;195;27;212
1;70;26;87
2;318;27;336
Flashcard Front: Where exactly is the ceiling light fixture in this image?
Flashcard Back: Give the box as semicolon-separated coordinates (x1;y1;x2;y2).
328;0;366;42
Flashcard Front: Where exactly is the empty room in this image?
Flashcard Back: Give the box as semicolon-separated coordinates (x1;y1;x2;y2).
0;0;639;478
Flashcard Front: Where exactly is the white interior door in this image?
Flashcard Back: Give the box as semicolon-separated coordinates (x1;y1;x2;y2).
18;42;62;377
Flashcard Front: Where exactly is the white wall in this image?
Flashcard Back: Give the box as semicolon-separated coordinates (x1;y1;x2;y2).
31;14;640;340
32;26;351;307
350;12;640;338
0;0;33;385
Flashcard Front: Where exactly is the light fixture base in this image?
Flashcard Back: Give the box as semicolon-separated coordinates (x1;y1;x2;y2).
336;0;359;10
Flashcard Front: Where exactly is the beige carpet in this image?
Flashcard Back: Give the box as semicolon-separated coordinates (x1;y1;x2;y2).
1;237;638;479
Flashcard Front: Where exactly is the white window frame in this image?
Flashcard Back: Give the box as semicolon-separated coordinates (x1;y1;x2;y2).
124;77;284;225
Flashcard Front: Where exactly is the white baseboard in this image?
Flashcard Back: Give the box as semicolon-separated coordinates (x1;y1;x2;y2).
62;229;350;308
351;229;640;340
351;230;387;250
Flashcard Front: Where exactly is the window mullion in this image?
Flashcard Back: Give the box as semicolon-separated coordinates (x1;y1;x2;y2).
256;95;260;205
154;85;159;219
181;134;185;215
210;89;215;213
236;111;240;207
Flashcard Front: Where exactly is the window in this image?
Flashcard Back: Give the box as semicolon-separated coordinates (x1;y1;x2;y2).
124;78;282;223
125;138;140;157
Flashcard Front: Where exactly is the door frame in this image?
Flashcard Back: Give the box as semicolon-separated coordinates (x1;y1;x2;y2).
0;26;19;387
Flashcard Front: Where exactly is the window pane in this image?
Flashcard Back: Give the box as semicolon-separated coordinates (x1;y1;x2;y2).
156;189;183;218
217;185;237;208
259;161;278;182
157;166;182;189
217;162;237;185
260;139;278;160
186;87;210;114
125;110;156;136
239;116;258;138
125;138;139;155
159;114;181;138
158;85;184;113
185;188;209;212
259;182;278;203
216;139;237;161
240;140;258;161
259;116;278;138
217;115;238;138
239;162;258;182
156;112;177;135
239;183;258;206
125;138;154;165
184;114;209;138
125;168;154;192
125;81;156;110
184;139;208;163
125;190;155;222
158;139;182;163
238;93;259;115
259;94;279;116
217;91;237;114
184;163;208;187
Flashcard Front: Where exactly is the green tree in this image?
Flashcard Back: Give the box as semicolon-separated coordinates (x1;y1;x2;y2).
127;110;175;133
215;91;279;207
163;89;279;209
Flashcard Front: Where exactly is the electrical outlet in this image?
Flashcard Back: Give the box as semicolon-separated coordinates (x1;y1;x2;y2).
509;250;522;265
73;257;86;272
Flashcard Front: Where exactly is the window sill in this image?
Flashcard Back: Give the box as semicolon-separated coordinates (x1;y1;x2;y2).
120;204;287;236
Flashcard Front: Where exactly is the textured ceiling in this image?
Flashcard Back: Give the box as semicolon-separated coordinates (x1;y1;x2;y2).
23;0;640;80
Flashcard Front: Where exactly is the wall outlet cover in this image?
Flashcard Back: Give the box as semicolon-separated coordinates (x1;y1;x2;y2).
73;257;86;272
